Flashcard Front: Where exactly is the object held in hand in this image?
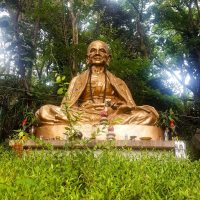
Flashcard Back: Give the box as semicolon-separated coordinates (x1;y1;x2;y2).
105;99;111;107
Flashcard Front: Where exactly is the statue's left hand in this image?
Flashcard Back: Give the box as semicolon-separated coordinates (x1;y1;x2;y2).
115;105;133;114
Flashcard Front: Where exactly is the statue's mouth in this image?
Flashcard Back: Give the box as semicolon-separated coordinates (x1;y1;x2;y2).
94;56;102;59
93;56;102;60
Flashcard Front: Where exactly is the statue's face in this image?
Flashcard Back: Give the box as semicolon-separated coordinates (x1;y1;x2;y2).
86;41;111;66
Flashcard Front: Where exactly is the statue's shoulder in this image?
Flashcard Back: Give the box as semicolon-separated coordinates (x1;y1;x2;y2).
68;70;89;92
66;70;89;106
69;70;89;85
107;70;135;105
72;70;89;80
107;70;126;85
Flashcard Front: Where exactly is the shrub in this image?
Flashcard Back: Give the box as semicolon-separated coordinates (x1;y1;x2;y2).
0;146;200;199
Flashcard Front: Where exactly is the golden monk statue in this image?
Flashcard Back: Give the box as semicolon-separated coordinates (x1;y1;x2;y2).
35;40;161;140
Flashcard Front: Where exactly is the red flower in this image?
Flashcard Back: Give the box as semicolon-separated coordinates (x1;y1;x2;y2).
100;110;108;117
169;119;175;128
22;118;27;126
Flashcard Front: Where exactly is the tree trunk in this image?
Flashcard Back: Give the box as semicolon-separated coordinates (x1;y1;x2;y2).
68;0;79;77
5;1;26;78
128;0;149;58
27;0;42;86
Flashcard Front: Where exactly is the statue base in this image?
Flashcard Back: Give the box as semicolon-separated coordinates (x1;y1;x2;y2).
35;124;163;141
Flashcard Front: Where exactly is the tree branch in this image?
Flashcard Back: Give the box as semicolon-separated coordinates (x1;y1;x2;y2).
127;0;143;22
194;0;200;22
154;59;194;93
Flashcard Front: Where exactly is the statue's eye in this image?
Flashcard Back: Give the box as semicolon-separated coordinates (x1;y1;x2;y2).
90;48;96;53
100;48;106;53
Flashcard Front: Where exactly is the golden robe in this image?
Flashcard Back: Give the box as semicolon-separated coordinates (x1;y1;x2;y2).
36;69;159;125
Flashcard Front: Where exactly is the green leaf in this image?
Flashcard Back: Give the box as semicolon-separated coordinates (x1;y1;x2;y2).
57;88;64;95
56;76;62;83
18;131;24;137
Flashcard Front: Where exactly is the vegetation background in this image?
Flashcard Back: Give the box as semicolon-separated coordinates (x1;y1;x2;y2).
0;0;199;140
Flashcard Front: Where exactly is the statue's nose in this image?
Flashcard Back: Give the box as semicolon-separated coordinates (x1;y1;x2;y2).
96;48;101;54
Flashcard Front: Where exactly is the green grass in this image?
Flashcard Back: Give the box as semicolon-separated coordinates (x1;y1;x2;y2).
0;145;200;199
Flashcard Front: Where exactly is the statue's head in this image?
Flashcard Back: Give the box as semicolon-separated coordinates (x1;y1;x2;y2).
86;40;111;66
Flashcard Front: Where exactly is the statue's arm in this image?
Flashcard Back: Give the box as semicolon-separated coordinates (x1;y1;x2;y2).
123;80;136;106
107;70;136;107
116;77;136;107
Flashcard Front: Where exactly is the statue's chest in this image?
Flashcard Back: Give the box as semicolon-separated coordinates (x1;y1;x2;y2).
82;73;114;101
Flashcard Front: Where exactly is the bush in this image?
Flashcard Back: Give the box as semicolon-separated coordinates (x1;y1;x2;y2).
0;146;200;199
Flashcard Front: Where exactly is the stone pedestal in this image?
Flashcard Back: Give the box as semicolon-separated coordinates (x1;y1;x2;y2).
35;124;163;141
9;139;175;150
192;134;200;150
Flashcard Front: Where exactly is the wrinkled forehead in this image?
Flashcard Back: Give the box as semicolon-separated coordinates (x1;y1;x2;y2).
87;41;109;54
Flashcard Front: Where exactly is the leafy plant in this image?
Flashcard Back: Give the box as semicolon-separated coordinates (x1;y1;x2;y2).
157;108;179;137
55;74;69;95
62;103;82;141
0;147;200;199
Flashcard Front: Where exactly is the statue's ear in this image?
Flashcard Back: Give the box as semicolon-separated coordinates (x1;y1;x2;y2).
86;55;90;65
106;54;112;66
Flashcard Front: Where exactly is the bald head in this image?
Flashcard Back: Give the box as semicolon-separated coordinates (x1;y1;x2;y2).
87;40;110;54
86;40;111;66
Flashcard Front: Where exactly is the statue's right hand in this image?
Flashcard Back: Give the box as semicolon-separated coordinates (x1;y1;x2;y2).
83;103;105;110
55;113;67;121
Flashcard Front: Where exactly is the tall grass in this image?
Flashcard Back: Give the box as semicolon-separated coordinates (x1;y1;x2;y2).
0;145;199;199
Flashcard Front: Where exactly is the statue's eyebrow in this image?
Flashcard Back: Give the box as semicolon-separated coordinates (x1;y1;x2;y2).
89;47;107;53
90;48;96;52
99;48;106;52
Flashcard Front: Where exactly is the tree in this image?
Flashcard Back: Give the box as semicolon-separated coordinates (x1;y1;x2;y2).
152;0;200;101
